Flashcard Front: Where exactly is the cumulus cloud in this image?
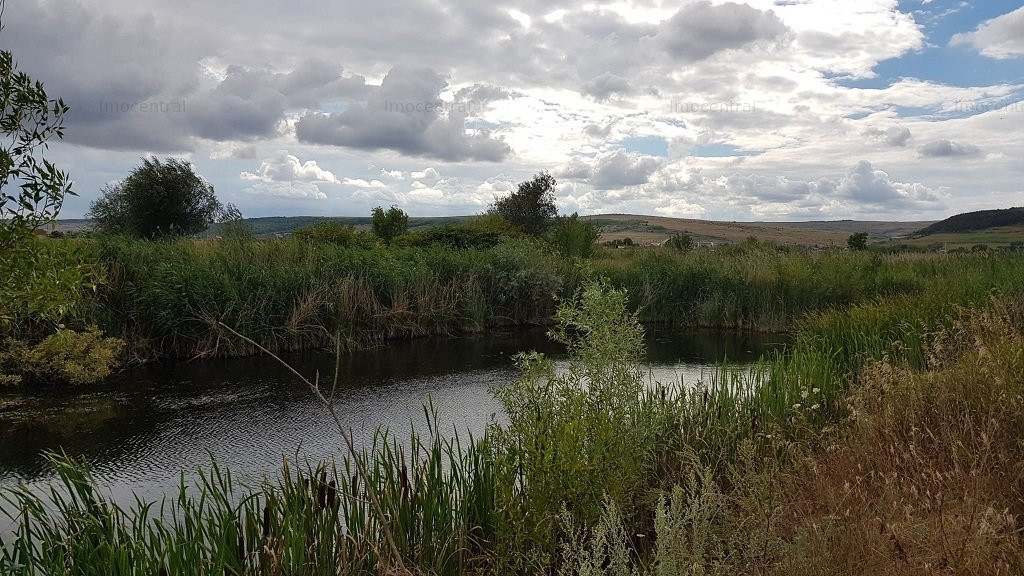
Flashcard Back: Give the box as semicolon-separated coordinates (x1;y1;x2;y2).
654;1;787;62
342;178;389;189
951;7;1024;59
411;167;442;183
187;62;368;141
3;0;1016;219
918;139;982;158
836;161;944;209
241;181;328;200
239;151;338;199
558;149;663;190
580;72;633;101
865;126;912;147
295;67;511;162
241;151;339;183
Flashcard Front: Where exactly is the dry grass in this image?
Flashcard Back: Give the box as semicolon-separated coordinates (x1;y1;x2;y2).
772;301;1024;575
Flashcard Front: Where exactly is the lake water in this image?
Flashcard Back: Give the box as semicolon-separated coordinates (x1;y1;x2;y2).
0;328;784;507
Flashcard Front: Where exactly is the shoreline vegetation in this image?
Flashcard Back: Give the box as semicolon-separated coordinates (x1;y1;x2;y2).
3;273;1024;574
10;231;1024;367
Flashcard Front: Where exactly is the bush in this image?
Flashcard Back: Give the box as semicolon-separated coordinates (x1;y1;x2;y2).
371;205;409;245
490;172;558;236
847;232;868;251
547;213;600;258
88;157;225;239
665;232;694;252
293;222;376;248
393;225;503;250
1;327;123;386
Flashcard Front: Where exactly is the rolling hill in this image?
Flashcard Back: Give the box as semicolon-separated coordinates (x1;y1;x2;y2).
53;214;945;247
917;207;1024;236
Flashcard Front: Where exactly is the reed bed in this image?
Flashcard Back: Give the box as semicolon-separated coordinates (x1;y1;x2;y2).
67;235;1024;361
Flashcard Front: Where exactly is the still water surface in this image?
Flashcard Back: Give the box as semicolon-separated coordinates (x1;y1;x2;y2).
0;328;784;505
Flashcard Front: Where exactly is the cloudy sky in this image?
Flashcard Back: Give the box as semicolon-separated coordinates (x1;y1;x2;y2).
4;0;1023;220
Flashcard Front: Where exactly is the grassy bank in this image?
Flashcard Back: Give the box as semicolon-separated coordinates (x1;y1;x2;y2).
47;234;1024;361
3;272;1024;573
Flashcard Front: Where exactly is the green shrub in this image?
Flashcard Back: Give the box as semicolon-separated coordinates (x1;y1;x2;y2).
548;213;600;258
293;222;376;247
393;225;502;250
0;327;123;386
371;205;409;245
665;232;694;252
489;281;672;566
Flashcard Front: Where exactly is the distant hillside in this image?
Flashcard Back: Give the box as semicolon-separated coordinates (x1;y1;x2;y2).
918;208;1024;236
217;215;469;236
54;214;939;246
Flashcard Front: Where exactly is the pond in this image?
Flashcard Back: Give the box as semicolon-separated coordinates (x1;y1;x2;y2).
0;328;785;508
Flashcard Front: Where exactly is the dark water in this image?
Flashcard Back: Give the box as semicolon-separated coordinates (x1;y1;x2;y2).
0;328;784;505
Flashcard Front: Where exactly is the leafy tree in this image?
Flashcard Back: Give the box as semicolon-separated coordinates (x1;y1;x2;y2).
371;205;409;245
548;213;600;258
847;232;869;251
490;172;558;236
89;157;224;239
216;203;252;241
0;31;92;328
665;232;694;252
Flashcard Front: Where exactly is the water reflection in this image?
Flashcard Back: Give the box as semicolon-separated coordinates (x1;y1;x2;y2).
0;327;785;504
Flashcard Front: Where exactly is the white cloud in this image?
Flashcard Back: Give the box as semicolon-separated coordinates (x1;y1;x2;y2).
241;151;339;183
951;7;1024;59
6;0;1021;219
917;139;982;158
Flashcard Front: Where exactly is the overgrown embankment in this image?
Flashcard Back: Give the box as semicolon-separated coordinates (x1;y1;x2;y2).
69;235;1024;361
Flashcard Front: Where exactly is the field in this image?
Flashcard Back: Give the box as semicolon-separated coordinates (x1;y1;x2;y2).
591;213;939;246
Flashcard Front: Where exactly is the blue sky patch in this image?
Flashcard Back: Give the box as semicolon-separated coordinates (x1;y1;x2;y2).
619;136;669;156
690;144;762;158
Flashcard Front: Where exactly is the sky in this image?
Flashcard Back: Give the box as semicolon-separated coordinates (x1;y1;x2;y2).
3;0;1023;221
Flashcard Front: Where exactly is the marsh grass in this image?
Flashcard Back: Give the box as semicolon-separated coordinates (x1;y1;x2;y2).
46;235;1024;363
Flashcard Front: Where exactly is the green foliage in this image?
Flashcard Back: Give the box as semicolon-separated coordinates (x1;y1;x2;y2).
489;281;666;566
371;205;409;245
81;235;569;359
847;231;869;251
89;157;224;239
490;172;558;236
465;212;523;238
0;50;73;248
292;221;376;248
665;232;694;252
548;213;600;258
604;237;635;248
0;47;86;329
0;327;122;386
215;203;251;241
393;224;503;250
